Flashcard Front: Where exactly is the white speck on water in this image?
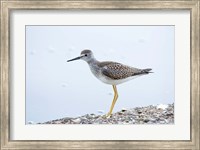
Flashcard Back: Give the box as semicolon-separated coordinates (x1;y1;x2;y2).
66;46;76;57
138;38;145;43
97;110;104;114
29;50;36;55
48;46;55;53
61;84;66;88
68;46;75;52
157;104;168;110
164;91;170;94
61;82;69;88
108;92;113;96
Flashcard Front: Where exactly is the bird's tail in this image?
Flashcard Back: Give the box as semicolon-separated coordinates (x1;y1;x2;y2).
142;68;153;74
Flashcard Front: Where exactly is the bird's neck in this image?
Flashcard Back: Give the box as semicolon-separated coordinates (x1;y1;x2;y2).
87;58;99;65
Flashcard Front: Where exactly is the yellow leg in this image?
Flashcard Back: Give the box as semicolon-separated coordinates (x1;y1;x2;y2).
106;85;118;117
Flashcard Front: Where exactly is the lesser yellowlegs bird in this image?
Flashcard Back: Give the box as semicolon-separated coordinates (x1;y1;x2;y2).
67;49;152;117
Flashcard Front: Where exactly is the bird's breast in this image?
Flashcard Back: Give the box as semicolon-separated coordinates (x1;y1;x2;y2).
89;65;101;78
88;64;116;85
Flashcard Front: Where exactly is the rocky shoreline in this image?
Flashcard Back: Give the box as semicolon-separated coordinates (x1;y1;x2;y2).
40;103;174;124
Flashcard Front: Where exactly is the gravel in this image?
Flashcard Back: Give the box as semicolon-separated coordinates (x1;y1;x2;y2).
39;103;174;124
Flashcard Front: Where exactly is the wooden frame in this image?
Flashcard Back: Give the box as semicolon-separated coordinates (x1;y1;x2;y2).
1;0;199;149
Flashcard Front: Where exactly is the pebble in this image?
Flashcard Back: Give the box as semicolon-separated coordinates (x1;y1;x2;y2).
121;108;127;112
72;118;81;124
144;118;150;123
28;121;34;124
157;104;168;110
150;118;157;123
40;103;174;125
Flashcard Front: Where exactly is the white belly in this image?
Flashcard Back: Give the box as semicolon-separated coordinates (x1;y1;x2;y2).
97;74;142;85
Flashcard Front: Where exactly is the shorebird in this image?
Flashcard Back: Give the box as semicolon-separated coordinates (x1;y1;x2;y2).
67;49;152;117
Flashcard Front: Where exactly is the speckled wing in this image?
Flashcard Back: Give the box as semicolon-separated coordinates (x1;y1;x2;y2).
100;62;142;80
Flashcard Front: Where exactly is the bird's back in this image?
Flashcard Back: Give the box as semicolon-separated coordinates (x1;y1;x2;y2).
98;61;148;80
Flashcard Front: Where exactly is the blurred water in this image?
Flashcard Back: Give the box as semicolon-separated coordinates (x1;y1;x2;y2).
26;26;174;123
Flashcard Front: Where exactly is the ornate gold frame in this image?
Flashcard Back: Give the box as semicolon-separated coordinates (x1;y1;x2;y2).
1;0;199;149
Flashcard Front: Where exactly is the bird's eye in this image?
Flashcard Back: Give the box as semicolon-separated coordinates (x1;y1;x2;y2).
85;54;87;56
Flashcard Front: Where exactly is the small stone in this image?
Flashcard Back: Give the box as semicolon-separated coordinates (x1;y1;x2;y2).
72;118;81;124
118;112;123;115
30;51;36;55
55;121;62;124
90;114;96;118
27;121;34;124
139;121;144;124
131;120;136;124
157;104;168;110
137;110;142;114
166;112;173;116
164;119;169;123
159;121;166;124
63;117;71;121
143;118;150;123
149;118;156;123
121;108;127;112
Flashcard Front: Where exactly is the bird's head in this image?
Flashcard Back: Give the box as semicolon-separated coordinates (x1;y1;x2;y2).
67;49;94;63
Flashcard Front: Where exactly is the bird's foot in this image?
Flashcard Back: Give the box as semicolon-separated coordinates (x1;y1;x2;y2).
102;113;112;119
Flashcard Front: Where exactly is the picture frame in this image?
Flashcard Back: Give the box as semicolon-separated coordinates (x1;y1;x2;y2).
0;0;199;149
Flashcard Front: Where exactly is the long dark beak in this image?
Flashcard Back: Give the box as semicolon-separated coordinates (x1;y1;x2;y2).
67;56;82;62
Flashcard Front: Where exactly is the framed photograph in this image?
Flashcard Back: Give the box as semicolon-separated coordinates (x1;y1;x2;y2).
1;0;199;149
